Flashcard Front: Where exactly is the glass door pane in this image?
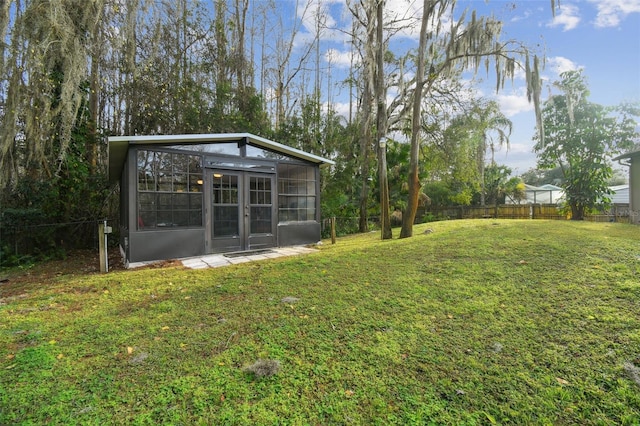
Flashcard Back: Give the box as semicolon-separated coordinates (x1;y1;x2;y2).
212;174;240;237
249;175;273;235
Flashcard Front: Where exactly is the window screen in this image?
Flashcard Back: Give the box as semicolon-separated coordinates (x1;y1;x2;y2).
277;164;316;222
137;150;203;229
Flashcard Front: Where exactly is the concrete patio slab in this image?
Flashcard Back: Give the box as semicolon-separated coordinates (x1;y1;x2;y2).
127;246;318;270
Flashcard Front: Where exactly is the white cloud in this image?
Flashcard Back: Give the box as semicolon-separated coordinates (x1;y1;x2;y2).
298;0;337;32
510;9;532;23
547;4;581;31
494;146;539;175
495;87;535;117
385;0;425;39
324;48;358;68
545;56;582;76
327;100;351;120
472;57;578;120
296;0;349;45
507;141;535;155
263;86;277;103
333;0;452;41
587;0;640;28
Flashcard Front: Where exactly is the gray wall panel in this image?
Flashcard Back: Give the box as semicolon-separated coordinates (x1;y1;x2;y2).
129;230;205;263
278;222;320;246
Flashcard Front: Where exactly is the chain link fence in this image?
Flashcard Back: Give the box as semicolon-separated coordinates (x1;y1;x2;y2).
0;213;117;267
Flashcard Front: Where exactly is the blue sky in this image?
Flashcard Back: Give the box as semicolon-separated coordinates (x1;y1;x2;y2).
288;0;640;175
475;0;640;174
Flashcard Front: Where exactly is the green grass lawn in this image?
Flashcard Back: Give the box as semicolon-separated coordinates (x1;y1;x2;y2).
2;220;640;425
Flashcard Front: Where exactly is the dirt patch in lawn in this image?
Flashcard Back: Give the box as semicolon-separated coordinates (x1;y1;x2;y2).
0;248;126;297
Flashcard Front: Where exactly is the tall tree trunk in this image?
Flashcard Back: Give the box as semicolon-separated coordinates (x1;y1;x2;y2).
359;81;372;233
571;204;584;220
479;134;487;206
349;17;356;125
400;0;431;238
123;0;139;135
87;46;100;174
214;0;229;115
0;0;9;71
377;130;392;239
86;1;104;175
375;0;392;239
357;1;375;233
234;0;249;110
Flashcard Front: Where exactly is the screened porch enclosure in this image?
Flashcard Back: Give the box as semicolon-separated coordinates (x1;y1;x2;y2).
108;133;334;265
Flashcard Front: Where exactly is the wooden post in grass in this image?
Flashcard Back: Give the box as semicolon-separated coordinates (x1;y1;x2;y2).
98;222;106;272
331;217;336;244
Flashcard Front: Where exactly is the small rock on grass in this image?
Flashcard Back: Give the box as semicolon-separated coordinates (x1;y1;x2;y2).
281;296;299;304
129;352;149;365
243;359;281;378
624;362;640;388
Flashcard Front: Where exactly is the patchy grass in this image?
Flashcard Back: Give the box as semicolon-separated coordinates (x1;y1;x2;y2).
1;220;640;425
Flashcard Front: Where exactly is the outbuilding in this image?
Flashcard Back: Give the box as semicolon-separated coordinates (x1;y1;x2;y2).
522;184;565;204
614;149;640;224
108;133;334;265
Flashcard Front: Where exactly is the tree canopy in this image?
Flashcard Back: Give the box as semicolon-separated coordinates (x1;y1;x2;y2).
0;0;566;263
534;70;639;220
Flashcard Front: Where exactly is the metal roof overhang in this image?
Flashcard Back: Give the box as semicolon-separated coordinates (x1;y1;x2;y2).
613;150;640;166
108;133;335;184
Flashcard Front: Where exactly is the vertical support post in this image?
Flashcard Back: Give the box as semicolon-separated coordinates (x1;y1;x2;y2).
331;217;336;245
99;220;109;273
104;220;109;273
